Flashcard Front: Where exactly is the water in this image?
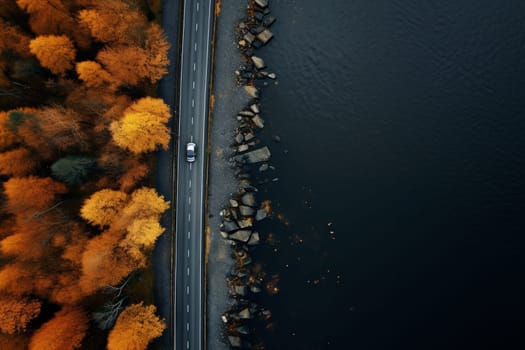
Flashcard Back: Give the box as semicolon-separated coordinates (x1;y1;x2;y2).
253;1;525;349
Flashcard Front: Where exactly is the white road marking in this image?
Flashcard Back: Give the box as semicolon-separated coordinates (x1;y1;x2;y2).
187;304;190;313
191;135;193;142
187;322;190;331
189;180;192;188
197;2;199;11
189;163;192;170
188;196;191;205
187;340;190;349
187;267;190;276
192;99;195;107
192;117;194;124
193;62;196;71
188;231;190;239
187;249;190;258
192;81;195;89
188;213;191;222
195;23;198;31
194;43;197;51
187;285;190;294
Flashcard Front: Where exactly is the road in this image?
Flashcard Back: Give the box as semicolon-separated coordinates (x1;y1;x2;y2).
174;0;214;350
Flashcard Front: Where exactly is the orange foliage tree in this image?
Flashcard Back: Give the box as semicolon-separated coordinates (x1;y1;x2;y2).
28;307;88;350
110;97;171;154
0;295;41;334
107;302;166;350
75;60;116;90
80;189;128;228
0;333;29;350
3;176;67;216
0;18;31;57
0;147;38;176
29;35;76;75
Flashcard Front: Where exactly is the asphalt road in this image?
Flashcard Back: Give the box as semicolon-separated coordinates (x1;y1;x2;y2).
174;0;214;349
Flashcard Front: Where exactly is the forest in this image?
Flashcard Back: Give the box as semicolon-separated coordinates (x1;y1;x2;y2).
0;0;172;348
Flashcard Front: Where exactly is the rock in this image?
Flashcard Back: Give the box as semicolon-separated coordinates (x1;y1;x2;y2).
257;29;273;44
238;39;246;47
245;48;254;57
263;15;276;27
230;230;252;242
250;285;262;293
235;133;244;144
244;85;259;98
255;209;267;221
239;110;254;117
243;32;255;44
272;135;281;142
250;104;260;114
255;0;268;9
239;22;246;30
234;146;271;164
247;231;260;245
241;192;256;206
267;72;277;79
236;115;243;121
238;144;249;152
233;285;248;296
254;11;264;22
242;256;253;266
258;163;269;172
252;40;263;49
244;132;255;141
221;314;229;323
236;326;250;335
272;177;279;182
238;307;252;319
254;25;266;34
237;217;253;229
263;8;271;15
239;205;255;216
222;221;239;233
228;336;242;348
229;199;239;207
220;231;229;239
251;56;266;69
252;115;265;128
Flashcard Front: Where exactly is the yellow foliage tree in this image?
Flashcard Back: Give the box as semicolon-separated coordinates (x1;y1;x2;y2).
144;23;170;83
110;98;171;154
107;303;166;350
29;35;76;75
0;295;41;334
121;218;165;251
75;61;115;89
97;45;149;86
80;189;128;228
28;307;88;350
118;187;170;224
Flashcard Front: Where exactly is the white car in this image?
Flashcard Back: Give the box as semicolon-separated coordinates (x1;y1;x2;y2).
186;142;196;162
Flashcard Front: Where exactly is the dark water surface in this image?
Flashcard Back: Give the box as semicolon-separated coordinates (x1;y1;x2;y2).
253;1;525;349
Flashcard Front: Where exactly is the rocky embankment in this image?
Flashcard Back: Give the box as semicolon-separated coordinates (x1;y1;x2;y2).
220;0;277;348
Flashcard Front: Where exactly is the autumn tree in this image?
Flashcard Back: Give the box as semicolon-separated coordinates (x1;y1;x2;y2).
107;302;166;350
80;189;128;228
28;307;88;350
0;333;29;350
0;147;38;176
110;97;171;154
78;0;147;44
51;155;97;185
3;176;67;217
0;18;31;57
29;35;76;75
0;295;41;334
75;61;116;90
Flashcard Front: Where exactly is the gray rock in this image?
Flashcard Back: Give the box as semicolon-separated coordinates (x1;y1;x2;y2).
268;72;277;79
220;231;229;239
243;32;255;44
239;110;254;117
229;199;239;207
244;85;259;98
255;0;268;9
255;209;267;221
235;133;244;144
257;29;273;44
251;56;266;69
237;144;249;152
272;135;281;142
263;15;277;27
234;146;271;164
258;163;269;172
222;221;239;233
239;205;255;216
242;256;253;266
252;115;265;128
241;192;256;206
236;326;250;335
247;231;260;246
228;336;242;348
236;115;243;121
238;307;252;319
233;285;248;296
250;104;260;114
250;285;262;293
230;230;252;242
244;132;255;141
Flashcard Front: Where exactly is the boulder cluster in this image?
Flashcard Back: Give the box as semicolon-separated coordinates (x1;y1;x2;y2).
221;0;277;348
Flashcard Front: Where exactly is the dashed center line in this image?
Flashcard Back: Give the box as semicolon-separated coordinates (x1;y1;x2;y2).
187;231;191;239
191;117;194;125
187;249;190;258
188;196;191;205
193;62;196;71
195;23;198;31
192;81;195;89
187;340;190;349
187;304;190;313
192;99;195;107
187;322;190;331
194;43;197;51
187;267;190;276
197;2;199;11
189;180;192;188
188;213;191;222
187;285;190;294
